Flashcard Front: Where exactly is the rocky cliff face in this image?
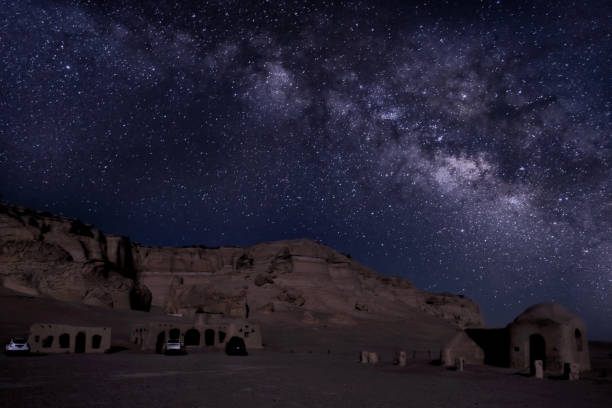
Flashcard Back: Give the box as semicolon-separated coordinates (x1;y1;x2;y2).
0;203;483;328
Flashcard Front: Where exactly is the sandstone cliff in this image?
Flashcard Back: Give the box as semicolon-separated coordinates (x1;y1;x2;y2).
0;203;483;328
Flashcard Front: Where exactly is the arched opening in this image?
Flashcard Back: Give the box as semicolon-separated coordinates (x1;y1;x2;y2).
169;328;180;340
75;332;86;353
529;334;546;373
59;333;70;349
225;336;247;356
184;329;200;346
575;329;583;352
42;336;54;348
92;335;102;349
218;331;227;343
205;329;215;346
155;331;165;354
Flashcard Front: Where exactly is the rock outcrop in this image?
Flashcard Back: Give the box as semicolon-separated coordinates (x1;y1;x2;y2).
0;203;483;328
0;204;136;309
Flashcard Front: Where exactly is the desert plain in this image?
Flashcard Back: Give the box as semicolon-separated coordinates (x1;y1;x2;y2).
1;287;612;408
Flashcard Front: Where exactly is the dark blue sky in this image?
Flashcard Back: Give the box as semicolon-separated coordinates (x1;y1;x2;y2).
1;0;611;338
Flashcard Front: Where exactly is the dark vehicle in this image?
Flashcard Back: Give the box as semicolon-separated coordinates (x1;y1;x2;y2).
5;337;30;355
225;336;248;356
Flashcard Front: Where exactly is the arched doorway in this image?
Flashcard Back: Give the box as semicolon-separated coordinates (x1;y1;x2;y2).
169;328;180;340
529;334;546;373
59;333;70;349
156;331;165;354
205;329;215;346
75;332;86;353
184;329;200;346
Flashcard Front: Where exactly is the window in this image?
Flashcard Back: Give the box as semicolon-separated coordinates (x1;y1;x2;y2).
42;336;54;348
575;329;583;352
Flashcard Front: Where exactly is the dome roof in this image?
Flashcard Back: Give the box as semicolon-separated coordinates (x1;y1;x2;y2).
512;303;581;325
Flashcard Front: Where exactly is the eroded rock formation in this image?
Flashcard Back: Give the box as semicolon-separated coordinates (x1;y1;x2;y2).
0;203;483;328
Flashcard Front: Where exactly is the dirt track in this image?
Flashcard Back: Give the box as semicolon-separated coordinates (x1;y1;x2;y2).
2;350;611;408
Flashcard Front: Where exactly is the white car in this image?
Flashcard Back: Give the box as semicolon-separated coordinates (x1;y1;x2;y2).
5;337;30;355
164;338;186;355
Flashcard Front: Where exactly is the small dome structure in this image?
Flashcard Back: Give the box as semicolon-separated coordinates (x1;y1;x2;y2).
508;303;590;373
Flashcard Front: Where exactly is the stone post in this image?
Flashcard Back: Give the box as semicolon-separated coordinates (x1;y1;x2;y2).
398;351;407;367
368;352;379;364
564;363;580;381
455;357;464;372
360;350;369;364
534;360;544;379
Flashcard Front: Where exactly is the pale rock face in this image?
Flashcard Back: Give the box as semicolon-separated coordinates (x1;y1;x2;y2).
0;203;484;328
138;238;483;328
0;205;134;309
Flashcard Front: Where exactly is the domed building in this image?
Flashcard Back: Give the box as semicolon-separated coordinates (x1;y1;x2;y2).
507;303;590;372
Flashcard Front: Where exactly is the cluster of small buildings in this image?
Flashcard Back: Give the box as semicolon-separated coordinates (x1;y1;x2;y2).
17;311;261;356
15;302;592;381
442;303;591;377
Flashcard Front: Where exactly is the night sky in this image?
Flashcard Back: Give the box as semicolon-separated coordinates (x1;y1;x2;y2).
1;1;611;338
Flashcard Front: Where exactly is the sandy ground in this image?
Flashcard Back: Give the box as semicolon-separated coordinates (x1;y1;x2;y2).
1;287;611;407
1;350;612;408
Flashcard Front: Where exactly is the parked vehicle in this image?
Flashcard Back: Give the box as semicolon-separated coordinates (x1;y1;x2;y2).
225;336;248;356
164;338;186;355
4;337;30;355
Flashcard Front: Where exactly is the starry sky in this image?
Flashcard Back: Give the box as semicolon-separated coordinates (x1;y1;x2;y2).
1;1;611;338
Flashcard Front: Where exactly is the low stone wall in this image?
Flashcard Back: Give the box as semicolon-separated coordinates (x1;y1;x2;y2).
28;323;111;353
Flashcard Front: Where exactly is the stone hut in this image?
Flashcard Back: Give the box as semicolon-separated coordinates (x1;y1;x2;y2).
442;331;485;366
28;323;111;353
508;303;590;372
131;314;262;353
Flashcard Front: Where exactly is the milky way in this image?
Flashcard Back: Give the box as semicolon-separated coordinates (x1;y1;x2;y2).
1;1;611;337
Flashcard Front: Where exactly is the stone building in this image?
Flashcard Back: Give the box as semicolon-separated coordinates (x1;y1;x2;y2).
442;331;485;366
508;303;591;372
28;323;111;353
442;303;590;373
131;313;262;353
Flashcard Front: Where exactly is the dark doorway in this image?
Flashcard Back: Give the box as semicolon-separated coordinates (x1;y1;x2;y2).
529;334;546;373
92;335;102;349
205;329;215;346
465;328;510;367
218;331;227;343
59;333;70;349
184;329;200;346
75;332;86;353
156;331;165;354
169;328;180;339
225;336;248;356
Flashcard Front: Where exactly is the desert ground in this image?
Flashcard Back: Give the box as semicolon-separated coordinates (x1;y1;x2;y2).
1;288;611;408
